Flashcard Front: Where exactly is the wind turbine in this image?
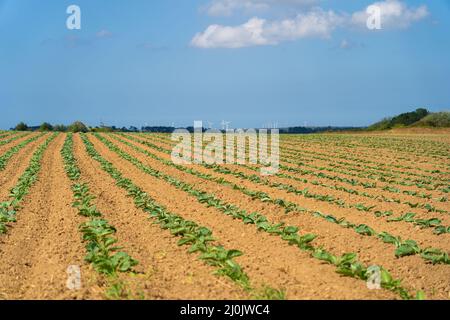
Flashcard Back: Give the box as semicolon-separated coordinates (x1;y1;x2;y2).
221;120;230;131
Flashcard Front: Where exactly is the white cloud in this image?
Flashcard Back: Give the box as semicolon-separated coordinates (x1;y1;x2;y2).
351;0;429;29
191;18;269;48
264;9;343;41
193;1;429;48
191;9;343;48
204;0;317;16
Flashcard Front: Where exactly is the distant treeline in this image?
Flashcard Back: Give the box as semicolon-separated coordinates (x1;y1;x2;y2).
12;121;140;133
11;109;449;133
141;126;364;133
368;108;450;130
279;126;363;133
13;121;89;132
11;122;363;134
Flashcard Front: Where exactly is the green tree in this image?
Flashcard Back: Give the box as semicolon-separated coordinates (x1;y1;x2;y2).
390;108;429;127
414;112;450;127
39;122;53;131
14;122;29;131
53;124;67;132
68;121;88;133
368;108;430;130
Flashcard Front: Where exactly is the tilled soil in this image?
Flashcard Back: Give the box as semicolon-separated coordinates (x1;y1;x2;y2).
144;135;450;206
0;132;36;155
120;135;450;247
0;132;448;300
72;134;250;300
0;133;50;200
88;134;399;299
0;134;102;299
114;133;450;299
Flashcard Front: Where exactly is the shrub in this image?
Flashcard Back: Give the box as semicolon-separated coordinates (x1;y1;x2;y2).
39;122;53;132
91;126;114;133
390;108;429;127
68;121;89;133
14;122;29;131
53;124;67;132
414;112;450;128
368;118;392;131
368;108;430;130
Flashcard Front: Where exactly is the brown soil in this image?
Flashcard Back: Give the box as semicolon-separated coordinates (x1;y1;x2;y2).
141;137;450;222
281;138;449;172
0;131;448;300
0;132;38;155
73;134;251;300
0;134;103;299
146;133;450;188
279;145;449;185
89;134;402;299
114;133;450;299
0;133;51;200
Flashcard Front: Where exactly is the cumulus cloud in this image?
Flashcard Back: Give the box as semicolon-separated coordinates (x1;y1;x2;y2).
351;0;429;29
191;9;343;48
191;18;269;48
192;0;429;48
204;0;317;16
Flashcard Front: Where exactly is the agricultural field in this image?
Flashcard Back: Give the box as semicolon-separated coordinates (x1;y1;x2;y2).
0;131;449;300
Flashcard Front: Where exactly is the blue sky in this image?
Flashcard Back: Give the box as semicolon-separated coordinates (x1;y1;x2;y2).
0;0;449;129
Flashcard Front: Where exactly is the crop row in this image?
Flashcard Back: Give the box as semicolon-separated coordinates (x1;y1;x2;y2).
0;132;16;140
291;143;450;177
0;134;56;234
79;134;287;299
147;133;449;214
155;132;449;171
0;132;30;147
127;133;450;233
280;138;450;176
276;141;448;195
209;164;450;234
115;133;449;264
61;134;138;287
249;159;448;208
281;146;447;184
0;133;45;171
149;133;449;200
279;146;449;191
232;160;448;220
96;133;422;300
284;134;450;160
